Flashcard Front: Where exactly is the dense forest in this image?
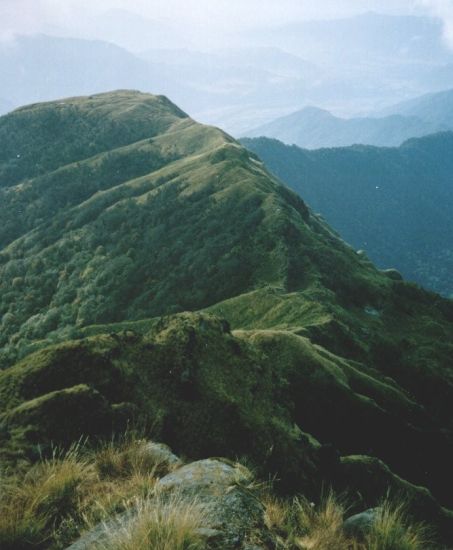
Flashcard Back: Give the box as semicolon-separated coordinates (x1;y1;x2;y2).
242;134;453;297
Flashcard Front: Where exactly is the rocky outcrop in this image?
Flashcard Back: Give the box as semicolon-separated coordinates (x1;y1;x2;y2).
156;458;272;548
66;455;273;550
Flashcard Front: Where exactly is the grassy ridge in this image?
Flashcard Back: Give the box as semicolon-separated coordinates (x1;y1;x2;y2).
0;91;453;545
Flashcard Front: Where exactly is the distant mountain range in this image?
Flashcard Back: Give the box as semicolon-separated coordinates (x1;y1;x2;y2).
0;34;176;109
242;133;453;297
0;35;321;133
242;106;445;148
4;11;453;134
379;88;453;128
243;86;453;148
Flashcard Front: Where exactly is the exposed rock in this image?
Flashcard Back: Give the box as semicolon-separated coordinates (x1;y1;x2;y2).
66;456;273;550
343;507;380;539
142;441;183;474
156;458;273;548
156;457;252;493
65;510;135;550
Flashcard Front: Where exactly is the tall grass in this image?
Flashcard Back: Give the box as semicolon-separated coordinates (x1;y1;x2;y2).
94;495;207;550
0;446;94;549
0;438;437;550
293;492;352;549
0;437;168;549
94;437;174;480
263;492;432;550
365;502;432;550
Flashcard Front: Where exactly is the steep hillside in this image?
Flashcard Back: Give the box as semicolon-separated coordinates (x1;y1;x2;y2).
242;134;453;297
242;106;444;148
1;91;453;545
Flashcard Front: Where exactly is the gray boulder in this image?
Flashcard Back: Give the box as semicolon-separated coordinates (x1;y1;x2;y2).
156;458;271;548
66;457;272;549
343;507;381;539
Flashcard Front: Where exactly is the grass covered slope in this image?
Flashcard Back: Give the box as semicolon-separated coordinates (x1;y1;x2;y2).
242;134;453;297
0;89;422;369
0;91;453;542
0;90;293;365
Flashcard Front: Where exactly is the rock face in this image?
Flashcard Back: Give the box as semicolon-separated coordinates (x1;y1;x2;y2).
156;459;272;548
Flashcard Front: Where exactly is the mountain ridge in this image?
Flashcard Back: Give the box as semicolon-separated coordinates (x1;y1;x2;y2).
1;91;453;545
379;87;453;128
242;105;446;148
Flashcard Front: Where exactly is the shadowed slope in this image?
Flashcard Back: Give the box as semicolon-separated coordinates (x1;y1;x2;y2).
242;134;453;297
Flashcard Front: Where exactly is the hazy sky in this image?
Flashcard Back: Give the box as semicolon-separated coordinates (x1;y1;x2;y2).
1;0;453;48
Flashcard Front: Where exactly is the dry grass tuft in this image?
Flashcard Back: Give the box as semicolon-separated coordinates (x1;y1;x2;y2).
263;491;352;549
291;492;352;550
365;502;432;550
95;438;176;480
94;494;207;550
0;440;437;550
0;437;165;549
0;445;94;549
263;492;433;550
264;495;293;536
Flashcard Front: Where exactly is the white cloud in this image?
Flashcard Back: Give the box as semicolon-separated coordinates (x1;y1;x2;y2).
0;0;430;49
419;0;453;48
0;0;423;33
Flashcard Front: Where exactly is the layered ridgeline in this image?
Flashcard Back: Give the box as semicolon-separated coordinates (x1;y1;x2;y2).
1;91;453;544
242;135;453;297
380;87;453;128
242;106;445;148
